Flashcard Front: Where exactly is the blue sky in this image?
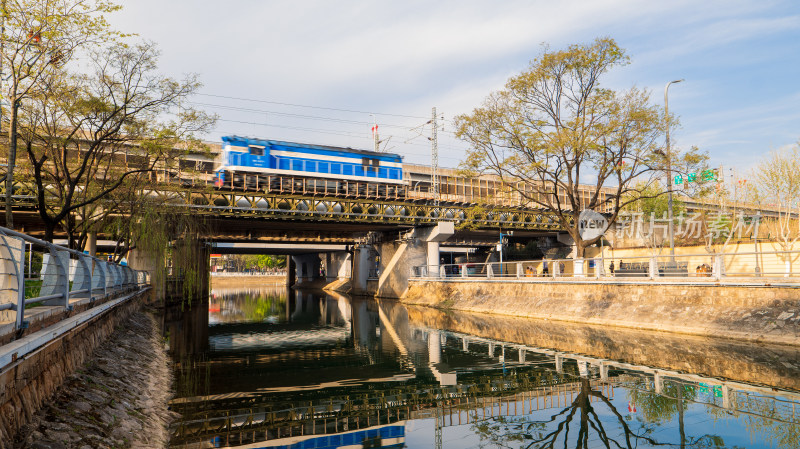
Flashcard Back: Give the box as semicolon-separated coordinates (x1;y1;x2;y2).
112;0;800;176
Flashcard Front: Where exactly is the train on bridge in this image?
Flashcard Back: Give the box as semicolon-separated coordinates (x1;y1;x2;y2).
214;136;407;200
206;135;615;211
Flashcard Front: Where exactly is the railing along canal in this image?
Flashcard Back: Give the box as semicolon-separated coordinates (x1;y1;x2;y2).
412;249;800;282
0;226;148;345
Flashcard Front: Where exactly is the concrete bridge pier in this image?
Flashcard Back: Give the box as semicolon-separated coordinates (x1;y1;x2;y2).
129;241;209;302
323;251;352;282
285;254;295;287
292;254;322;285
322;251;353;291
374;222;454;299
128;247;165;300
171;241;210;302
351;245;374;296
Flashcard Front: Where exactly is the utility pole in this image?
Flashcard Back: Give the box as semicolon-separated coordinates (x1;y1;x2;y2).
371;115;379;153
664;79;684;258
0;0;5;139
431;107;439;206
0;0;6;227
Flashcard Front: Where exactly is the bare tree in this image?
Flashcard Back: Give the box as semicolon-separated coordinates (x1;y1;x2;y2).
17;41;214;243
751;144;800;275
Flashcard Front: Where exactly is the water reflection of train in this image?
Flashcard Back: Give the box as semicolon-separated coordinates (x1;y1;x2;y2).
213;136;407;200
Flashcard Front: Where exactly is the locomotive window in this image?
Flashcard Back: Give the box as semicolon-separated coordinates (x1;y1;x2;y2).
362;157;379;173
249;146;264;156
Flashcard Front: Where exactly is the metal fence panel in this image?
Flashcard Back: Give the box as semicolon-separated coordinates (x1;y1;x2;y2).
40;250;70;307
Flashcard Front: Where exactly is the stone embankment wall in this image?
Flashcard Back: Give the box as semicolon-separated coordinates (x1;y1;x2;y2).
210;274;285;289
13;307;175;448
0;290;153;447
403;280;800;345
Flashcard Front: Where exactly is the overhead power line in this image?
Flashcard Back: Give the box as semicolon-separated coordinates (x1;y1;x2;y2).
197;93;428;120
216;118;465;155
192;102;418;130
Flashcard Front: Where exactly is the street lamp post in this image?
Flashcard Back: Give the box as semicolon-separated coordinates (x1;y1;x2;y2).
665;79;684;257
498;231;512;276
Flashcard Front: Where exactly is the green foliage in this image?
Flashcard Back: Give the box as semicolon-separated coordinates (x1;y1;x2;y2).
624;181;686;218
228;254;286;271
24;280;42;300
628;381;695;424
457;204;489;231
234;294;286;322
250;254;286;270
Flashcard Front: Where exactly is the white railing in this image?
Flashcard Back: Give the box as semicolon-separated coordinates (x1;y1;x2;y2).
411;249;800;282
0;226;148;334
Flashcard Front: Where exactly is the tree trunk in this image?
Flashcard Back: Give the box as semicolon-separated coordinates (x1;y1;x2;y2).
44;222;56;243
4;99;18;228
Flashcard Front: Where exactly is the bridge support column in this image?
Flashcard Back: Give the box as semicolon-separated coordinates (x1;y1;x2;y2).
128;247;165;300
292;254;322;285
427;241;441;278
351;246;372;296
87;232;97;257
375;222;454;299
326;253;334;281
324;251;351;282
170;241;210;302
285;254;295;287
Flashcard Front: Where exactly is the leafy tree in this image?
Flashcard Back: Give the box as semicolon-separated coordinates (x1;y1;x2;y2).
624;181;686;218
619;181;687;252
456;38;706;258
1;0;122;228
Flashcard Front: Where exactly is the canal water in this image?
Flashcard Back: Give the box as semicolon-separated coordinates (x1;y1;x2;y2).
165;287;800;449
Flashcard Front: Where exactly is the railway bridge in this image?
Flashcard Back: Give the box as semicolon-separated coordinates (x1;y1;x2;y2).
1;171;576;298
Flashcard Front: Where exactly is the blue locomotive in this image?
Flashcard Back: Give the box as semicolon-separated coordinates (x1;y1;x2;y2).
213;136;406;199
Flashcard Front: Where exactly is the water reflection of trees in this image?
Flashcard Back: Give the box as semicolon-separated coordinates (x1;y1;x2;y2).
212;290;287;323
701;392;800;449
471;377;740;449
743;413;800;449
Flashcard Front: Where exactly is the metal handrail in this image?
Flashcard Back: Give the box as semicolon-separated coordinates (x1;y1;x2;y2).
412;248;800;281
0;225;148;337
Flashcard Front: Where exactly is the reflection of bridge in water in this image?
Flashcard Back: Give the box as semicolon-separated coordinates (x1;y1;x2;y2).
169;294;800;448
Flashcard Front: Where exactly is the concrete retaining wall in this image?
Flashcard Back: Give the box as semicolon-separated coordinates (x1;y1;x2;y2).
0;289;151;445
403;280;800;345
